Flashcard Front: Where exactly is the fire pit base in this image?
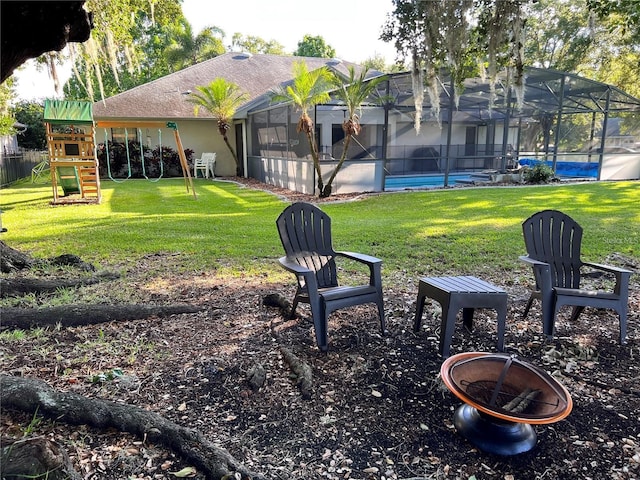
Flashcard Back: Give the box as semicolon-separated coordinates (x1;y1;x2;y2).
453;404;537;456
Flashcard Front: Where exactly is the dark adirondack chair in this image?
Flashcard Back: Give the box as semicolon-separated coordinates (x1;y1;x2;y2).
520;209;632;344
276;202;385;351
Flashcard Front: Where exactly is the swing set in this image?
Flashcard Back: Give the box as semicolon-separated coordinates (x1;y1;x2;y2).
43;100;196;204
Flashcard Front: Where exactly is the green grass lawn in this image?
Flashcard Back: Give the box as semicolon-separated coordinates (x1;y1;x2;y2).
1;178;638;282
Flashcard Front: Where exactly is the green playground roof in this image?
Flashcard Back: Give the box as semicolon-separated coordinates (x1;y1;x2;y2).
44;100;93;124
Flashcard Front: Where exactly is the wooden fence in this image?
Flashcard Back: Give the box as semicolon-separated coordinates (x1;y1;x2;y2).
0;150;47;187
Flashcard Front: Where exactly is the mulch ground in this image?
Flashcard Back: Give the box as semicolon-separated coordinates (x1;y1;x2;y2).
1;179;639;480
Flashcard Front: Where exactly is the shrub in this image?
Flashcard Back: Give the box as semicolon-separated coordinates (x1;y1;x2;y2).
523;162;556;184
97;143;194;179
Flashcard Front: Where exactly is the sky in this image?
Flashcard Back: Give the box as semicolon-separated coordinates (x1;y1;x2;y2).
12;0;399;101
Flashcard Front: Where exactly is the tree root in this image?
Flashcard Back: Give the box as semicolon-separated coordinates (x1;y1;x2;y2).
0;375;264;480
0;272;120;298
280;347;313;399
0;303;204;329
1;436;82;480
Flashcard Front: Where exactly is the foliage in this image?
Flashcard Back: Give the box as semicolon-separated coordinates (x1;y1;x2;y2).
321;67;388;197
65;0;183;101
524;0;595;72
12;101;46;150
587;0;640;44
270;61;334;195
361;55;387;73
65;19;178;100
165;20;226;72
1;180;638;276
362;54;406;74
523;0;640;99
231;34;286;55
0;115;15;137
90;368;123;384
187;78;249;176
523;162;557;184
294;35;336;58
0;78;16;136
382;0;533;129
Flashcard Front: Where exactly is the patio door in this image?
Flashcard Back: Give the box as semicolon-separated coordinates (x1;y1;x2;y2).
465;126;476;156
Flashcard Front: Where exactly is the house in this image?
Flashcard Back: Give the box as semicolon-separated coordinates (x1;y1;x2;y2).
93;52;369;179
94;53;640;194
0;122;26;155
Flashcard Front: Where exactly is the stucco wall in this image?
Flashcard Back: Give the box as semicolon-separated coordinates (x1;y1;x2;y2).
92;117;238;177
247;156;385;195
601;153;640;180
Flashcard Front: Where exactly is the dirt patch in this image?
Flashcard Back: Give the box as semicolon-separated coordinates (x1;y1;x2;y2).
1;181;639;480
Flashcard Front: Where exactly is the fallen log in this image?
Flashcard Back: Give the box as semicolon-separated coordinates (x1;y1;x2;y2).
0;375;263;480
0;303;204;329
0;271;120;298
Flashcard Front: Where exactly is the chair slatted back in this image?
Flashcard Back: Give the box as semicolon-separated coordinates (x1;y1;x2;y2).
276;203;338;289
522;210;583;289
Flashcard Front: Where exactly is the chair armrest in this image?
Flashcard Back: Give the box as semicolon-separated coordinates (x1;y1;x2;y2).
582;262;632;296
336;251;382;266
278;256;314;276
582;262;633;275
278;256;320;296
337;251;382;287
519;255;548;267
519;255;554;294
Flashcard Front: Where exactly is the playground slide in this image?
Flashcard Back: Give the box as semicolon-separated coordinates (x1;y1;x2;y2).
56;166;81;195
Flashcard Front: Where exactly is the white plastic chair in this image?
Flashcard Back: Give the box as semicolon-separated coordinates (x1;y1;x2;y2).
194;152;216;178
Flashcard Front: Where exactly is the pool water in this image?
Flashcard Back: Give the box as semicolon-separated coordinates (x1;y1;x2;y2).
385;174;473;190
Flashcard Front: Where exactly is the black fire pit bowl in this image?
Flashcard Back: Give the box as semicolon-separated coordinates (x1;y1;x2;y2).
441;352;573;456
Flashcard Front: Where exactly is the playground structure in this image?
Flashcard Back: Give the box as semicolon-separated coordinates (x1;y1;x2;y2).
43;100;195;204
44;100;101;204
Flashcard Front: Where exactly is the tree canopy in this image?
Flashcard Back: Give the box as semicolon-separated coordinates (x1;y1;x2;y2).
165;21;226;72
65;0;183;101
294;35;336;58
382;0;529;129
231;34;286;55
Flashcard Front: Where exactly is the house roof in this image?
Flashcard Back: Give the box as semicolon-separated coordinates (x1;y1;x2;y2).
92;52;364;120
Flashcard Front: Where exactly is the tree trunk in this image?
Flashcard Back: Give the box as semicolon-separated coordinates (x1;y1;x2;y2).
0;303;204;329
0;375;263;480
306;130;324;195
321;134;353;198
223;134;242;176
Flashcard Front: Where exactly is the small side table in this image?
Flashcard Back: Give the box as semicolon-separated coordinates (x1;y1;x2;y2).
414;276;507;357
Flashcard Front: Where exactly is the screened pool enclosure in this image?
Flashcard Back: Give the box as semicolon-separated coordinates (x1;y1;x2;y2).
246;67;640;194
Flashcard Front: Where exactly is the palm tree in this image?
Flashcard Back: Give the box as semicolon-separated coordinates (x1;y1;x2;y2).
165;20;225;71
321;67;387;197
271;60;333;195
187;78;249;176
